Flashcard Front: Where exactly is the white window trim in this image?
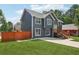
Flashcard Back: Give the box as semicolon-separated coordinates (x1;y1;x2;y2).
35;18;41;24
35;28;41;36
47;18;52;25
45;29;50;36
50;14;55;21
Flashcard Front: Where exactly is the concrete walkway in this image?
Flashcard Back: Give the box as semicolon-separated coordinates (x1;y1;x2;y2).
39;37;79;48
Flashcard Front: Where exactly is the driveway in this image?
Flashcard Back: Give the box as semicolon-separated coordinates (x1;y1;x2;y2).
38;37;79;48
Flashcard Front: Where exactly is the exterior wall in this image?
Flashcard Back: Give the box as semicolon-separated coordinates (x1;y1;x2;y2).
33;15;54;38
57;22;62;32
44;28;52;37
44;15;55;37
33;17;44;38
21;10;32;32
44;15;53;28
53;20;58;31
44;15;53;37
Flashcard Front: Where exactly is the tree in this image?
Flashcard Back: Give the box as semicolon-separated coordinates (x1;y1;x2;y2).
62;15;73;24
0;21;7;32
65;4;79;23
54;10;63;20
74;8;79;36
7;21;13;32
0;9;8;32
0;9;13;32
0;9;6;24
54;9;73;24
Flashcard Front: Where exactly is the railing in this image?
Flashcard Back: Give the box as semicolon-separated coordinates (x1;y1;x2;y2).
58;31;69;39
54;29;69;39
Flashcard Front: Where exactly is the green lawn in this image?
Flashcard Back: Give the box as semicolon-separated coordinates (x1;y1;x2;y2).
71;36;79;42
0;39;79;55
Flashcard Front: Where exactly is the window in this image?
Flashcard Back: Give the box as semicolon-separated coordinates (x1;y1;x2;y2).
35;28;41;36
47;18;52;25
45;29;50;36
35;18;41;24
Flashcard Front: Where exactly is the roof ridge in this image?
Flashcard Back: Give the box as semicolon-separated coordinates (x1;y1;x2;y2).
25;8;43;14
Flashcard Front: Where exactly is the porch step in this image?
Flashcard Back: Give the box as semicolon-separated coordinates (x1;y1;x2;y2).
54;32;69;39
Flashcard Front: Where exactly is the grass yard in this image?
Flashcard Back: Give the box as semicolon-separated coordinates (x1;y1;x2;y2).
71;36;79;42
0;39;79;55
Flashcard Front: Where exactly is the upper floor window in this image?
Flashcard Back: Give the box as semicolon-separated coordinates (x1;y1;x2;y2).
35;18;41;24
47;18;52;25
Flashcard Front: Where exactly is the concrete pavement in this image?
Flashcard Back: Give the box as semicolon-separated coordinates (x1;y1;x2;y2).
38;37;79;48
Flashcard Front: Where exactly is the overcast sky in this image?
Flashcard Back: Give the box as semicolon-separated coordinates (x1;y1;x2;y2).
0;4;72;24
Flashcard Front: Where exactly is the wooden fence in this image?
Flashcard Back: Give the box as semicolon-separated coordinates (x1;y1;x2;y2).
1;32;32;42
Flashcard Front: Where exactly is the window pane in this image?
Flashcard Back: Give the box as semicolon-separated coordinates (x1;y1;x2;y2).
47;18;52;25
35;18;41;24
45;29;50;35
35;28;41;36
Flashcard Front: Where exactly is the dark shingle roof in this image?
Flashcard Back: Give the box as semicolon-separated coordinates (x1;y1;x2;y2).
25;9;44;18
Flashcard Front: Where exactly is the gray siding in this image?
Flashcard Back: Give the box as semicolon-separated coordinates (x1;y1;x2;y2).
44;15;53;28
33;17;44;38
21;10;32;31
58;22;62;31
33;15;54;38
44;15;54;37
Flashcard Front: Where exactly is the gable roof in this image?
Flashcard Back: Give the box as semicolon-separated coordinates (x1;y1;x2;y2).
23;9;63;23
62;24;78;30
24;9;44;18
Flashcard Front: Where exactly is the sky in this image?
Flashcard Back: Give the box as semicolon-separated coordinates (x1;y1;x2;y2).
0;4;72;25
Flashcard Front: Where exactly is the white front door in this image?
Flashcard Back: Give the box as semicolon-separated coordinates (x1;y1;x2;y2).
35;28;41;36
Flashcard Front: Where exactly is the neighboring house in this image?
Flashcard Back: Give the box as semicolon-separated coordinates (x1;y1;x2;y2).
62;24;79;36
18;9;63;38
14;22;21;32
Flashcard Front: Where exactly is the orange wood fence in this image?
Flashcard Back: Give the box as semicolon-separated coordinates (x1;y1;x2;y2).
1;32;32;42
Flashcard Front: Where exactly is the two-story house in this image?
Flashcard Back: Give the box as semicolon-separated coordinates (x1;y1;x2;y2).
20;9;63;38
